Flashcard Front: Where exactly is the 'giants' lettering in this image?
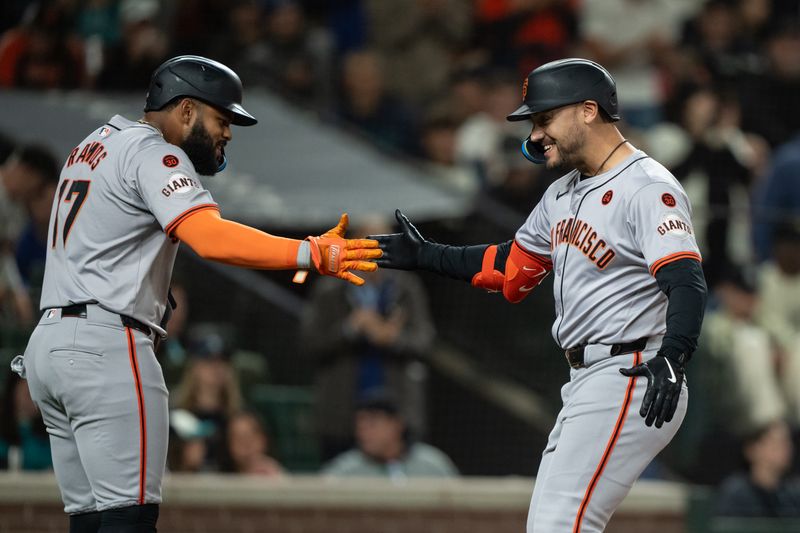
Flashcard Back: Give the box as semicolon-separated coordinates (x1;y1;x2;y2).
161;175;198;197
550;217;616;270
657;217;692;236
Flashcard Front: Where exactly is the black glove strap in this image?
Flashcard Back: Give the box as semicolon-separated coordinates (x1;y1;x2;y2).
658;347;688;367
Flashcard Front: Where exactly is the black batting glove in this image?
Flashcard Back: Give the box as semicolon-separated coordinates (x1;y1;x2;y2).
369;209;435;271
619;352;685;428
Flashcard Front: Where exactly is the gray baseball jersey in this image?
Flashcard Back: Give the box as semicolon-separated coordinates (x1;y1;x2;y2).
515;150;700;350
23;115;217;514
516;150;699;532
40;114;218;333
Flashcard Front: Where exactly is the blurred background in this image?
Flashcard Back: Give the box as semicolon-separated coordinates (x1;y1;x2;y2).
2;0;800;531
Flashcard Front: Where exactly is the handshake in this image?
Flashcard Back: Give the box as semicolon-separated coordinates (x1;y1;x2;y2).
297;213;383;286
299;210;421;286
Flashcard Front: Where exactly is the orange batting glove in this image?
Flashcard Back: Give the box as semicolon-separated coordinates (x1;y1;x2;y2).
294;214;382;286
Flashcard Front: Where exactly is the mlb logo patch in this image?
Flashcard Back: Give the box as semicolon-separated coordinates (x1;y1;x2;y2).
99;127;111;137
46;309;57;318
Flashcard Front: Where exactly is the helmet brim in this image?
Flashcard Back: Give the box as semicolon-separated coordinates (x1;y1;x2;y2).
506;103;534;122
229;103;257;126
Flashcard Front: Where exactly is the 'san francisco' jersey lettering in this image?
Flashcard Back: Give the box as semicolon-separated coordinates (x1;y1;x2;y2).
550;217;616;270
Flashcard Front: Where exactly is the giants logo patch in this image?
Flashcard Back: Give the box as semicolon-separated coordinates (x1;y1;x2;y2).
661;193;676;207
162;173;199;197
657;214;693;237
163;154;180;168
601;190;613;205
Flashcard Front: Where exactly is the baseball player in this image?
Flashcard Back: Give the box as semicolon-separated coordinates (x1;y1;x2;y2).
373;58;707;532
13;55;380;532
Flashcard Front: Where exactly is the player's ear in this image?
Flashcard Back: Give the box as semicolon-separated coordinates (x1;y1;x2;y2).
177;98;197;126
582;100;600;124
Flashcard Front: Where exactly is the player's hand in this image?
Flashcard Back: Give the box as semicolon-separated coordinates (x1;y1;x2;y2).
306;213;382;286
619;353;685;428
368;209;427;270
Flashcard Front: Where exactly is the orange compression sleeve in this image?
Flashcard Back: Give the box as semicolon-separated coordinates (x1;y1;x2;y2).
172;208;302;269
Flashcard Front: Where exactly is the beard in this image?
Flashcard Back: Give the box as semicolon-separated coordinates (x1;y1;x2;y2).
180;122;222;176
547;122;585;171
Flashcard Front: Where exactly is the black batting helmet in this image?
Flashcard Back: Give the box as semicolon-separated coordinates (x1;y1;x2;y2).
506;58;619;122
145;55;257;126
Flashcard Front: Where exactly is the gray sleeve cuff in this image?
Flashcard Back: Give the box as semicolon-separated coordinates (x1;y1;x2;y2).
296;240;311;269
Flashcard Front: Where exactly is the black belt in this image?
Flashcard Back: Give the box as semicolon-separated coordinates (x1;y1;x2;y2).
565;337;648;369
60;304;152;336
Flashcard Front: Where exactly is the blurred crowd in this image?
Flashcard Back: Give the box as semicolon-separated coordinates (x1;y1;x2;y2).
4;0;800;520
2;0;800;275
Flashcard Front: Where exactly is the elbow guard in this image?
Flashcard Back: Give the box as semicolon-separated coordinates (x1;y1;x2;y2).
502;241;552;303
471;241;552;303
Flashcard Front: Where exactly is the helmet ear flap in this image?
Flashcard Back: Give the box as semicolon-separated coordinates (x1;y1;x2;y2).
521;139;546;164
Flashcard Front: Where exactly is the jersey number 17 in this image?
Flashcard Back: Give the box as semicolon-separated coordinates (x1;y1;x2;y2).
51;179;90;248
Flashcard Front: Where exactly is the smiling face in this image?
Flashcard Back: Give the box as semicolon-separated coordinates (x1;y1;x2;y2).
528;103;587;171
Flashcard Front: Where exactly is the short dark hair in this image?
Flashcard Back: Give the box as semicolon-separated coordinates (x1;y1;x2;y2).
16;144;60;185
356;389;400;416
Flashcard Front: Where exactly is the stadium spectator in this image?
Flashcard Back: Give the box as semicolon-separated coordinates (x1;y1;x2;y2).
221;411;285;477
14;145;60;289
455;70;532;188
333;49;416;154
578;0;695;130
702;267;788;436
446;66;489;125
752;133;800;262
420;112;480;194
301;217;435;461
670;86;767;288
322;391;458;479
0;144;59;326
174;323;244;471
716;420;800;517
739;21;800;147
756;222;800;425
0;133;32;330
0;367;51;471
678;0;761;85
157;282;191;388
94;0;169;91
0;1;86;89
472;0;578;74
166;409;215;473
259;1;330;105
364;0;473;107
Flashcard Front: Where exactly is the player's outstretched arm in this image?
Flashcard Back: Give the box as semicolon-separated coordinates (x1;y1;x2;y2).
370;210;551;302
173;210;381;286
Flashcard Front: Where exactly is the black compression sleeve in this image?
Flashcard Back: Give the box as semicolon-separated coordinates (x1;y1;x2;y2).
654;258;707;363
419;242;488;281
418;239;515;282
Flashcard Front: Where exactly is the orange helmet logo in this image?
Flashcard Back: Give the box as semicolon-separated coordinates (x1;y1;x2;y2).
522;78;529;101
